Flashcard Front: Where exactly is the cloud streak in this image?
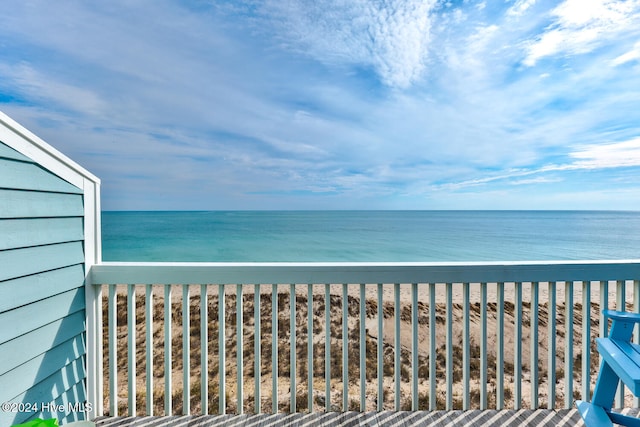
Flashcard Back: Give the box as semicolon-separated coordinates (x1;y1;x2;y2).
0;0;640;209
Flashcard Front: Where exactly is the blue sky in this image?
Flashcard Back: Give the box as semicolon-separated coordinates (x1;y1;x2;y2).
1;0;640;210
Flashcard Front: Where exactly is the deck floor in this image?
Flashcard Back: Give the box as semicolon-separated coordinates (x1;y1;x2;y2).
94;408;600;426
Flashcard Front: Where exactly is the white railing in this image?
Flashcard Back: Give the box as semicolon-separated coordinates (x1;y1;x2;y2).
87;260;640;417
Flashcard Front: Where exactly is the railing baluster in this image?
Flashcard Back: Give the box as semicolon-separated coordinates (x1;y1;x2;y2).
308;283;314;413
165;285;173;415
342;282;349;411
548;281;556;409
496;282;504;410
462;282;470;410
634;280;640;408
237;284;244;414
514;282;522;410
377;283;383;411
429;282;436;411
360;283;366;411
146;284;154;415
565;281;574;409
108;285;118;417
290;283;296;413
201;284;208;415
126;284;136;416
325;283;331;412
219;284;226;414
183;285;190;415
411;282;418;411
255;284;261;414
394;282;401;411
530;282;539;410
616;280;626;408
480;282;488;410
446;282;453;410
582;281;591;404
272;283;278;413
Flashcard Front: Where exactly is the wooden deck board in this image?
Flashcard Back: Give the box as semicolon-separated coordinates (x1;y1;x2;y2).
94;408;602;426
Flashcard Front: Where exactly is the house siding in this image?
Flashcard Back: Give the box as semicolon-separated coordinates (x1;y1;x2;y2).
0;141;88;425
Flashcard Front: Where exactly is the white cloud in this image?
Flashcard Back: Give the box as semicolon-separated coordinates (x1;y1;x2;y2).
611;40;640;65
570;137;640;168
523;0;640;66
260;0;437;88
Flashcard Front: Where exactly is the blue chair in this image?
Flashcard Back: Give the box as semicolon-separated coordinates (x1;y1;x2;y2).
577;310;640;426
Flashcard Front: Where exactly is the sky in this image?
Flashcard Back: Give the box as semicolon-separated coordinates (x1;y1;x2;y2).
1;0;640;210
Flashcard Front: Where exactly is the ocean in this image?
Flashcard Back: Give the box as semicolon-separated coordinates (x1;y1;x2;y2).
101;210;640;262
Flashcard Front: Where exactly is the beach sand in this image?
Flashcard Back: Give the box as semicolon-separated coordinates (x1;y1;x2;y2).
103;282;637;415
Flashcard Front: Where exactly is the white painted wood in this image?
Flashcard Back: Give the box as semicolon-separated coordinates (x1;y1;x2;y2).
548;281;557;409
411;282;418;411
377;283;383;412
530;282;539;410
342;283;348;411
446;282;453;411
201;284;209;415
183;285;191;415
429;282;436;411
582;281;591;404
271;284;278;413
108;286;118;417
237;283;243;415
565;281;573;409
616;280;626;408
254;284;261;414
146;284;154;416
290;283;296;413
165;285;173;415
127;284;137;416
360;283;366;411
394;283;400;411
325;283;331;412
496;282;504;410
514;282;522;410
308;283;314;413
91;260;640;287
462;283;470;410
219;284;226;415
480;282;488;410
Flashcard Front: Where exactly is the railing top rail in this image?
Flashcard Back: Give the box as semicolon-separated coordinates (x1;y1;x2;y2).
90;260;640;285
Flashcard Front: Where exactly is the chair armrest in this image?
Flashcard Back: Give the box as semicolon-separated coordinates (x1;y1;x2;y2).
602;310;640;324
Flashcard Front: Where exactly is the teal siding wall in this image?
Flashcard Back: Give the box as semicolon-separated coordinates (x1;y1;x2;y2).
0;141;87;425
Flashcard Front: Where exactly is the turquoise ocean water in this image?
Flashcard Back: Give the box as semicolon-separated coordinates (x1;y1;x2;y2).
102;211;640;262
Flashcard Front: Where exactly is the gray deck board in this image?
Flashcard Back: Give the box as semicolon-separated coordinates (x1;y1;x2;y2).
94;409;596;426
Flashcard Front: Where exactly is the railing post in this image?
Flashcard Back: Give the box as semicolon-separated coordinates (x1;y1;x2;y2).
146;284;154;415
219;284;226;414
394;282;401;411
290;283;296;413
84;278;103;420
480;282;488;410
254;284;261;414
201;284;208;415
272;284;278;413
237;284;244;414
616;280;626;408
565;281;573;409
377;283;384;411
127;284;137;416
411;282;418;411
360;283;367;411
429;282;436;411
165;285;173;415
496;282;504;410
514;282;522;410
308;283;314;413
183;285;190;415
530;282;539;409
343;283;349;411
325;283;331;412
548;281;556;409
445;282;453;410
108;285;118;417
462;282;470;410
581;281;591;404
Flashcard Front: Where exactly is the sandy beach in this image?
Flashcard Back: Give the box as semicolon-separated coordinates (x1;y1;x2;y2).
103;282;637;415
